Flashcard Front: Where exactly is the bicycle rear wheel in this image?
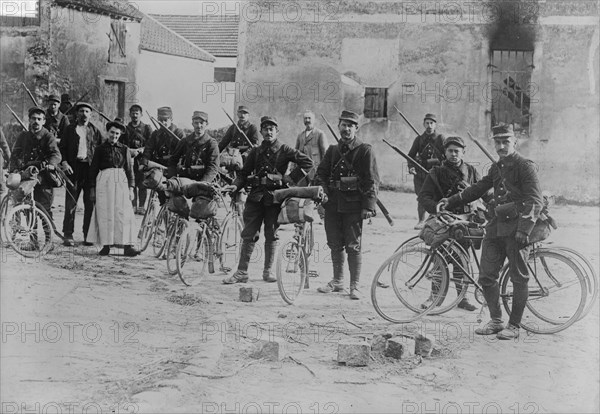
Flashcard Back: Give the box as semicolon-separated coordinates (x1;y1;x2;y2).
218;213;243;274
166;218;188;275
176;223;209;286
371;244;449;324
500;248;587;334
138;195;158;252
4;204;54;258
276;238;308;305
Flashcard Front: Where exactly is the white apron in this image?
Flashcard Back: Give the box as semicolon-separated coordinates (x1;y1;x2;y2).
88;168;136;246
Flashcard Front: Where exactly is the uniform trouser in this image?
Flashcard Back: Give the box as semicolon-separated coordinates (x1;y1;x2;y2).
432;239;470;299
34;186;53;219
479;236;531;326
324;208;363;284
237;200;281;272
62;161;93;238
413;173;427;220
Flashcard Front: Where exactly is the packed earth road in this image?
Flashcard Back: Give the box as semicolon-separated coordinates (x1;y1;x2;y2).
1;189;599;413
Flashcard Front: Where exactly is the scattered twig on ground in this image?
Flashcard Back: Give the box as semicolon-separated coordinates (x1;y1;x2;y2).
333;381;368;385
285;355;316;377
180;358;265;380
342;314;363;329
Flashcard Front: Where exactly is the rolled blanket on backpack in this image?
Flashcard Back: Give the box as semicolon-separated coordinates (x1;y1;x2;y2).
273;186;323;204
165;177;196;195
183;181;214;198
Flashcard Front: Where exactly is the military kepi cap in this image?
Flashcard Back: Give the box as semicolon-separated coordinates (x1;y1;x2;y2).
157;107;172;117
237;105;250;114
339;110;359;125
192;111;208;122
424;113;437;122
106;119;126;133
260;116;278;127
129;104;143;112
28;107;45;117
47;94;61;104
444;136;466;148
492;124;515;139
75;102;93;111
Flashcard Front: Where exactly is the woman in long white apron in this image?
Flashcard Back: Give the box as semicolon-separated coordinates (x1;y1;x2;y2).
88;120;140;256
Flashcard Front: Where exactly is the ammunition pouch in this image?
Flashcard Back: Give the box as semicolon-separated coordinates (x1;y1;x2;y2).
178;165;205;180
330;176;359;192
494;202;518;222
248;173;283;190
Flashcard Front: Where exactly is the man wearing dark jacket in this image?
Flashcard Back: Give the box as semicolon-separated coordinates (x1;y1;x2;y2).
315;110;379;300
10;107;62;217
58;102;104;246
440;124;544;340
44;94;70;140
222;115;313;284
408;113;445;229
123;104;153;214
218;105;260;155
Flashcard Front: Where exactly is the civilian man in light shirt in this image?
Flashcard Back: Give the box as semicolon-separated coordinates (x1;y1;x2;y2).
58;102;104;246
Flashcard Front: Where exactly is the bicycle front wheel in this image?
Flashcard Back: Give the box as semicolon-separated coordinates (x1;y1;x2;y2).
218;213;243;274
152;205;170;258
371;244;450;324
500;248;587;334
166;218;188;275
276;238;308;305
176;223;209;286
4;204;54;258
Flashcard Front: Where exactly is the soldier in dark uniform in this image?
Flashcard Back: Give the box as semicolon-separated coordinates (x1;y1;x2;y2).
169;111;219;183
142;106;185;204
44;94;70;140
418;136;484;311
122;104;153;214
315;110;379;300
440;124;544;340
408;113;445;229
59;94;74;123
59;102;104;246
222;116;313;284
10;107;62;217
218;105;260;155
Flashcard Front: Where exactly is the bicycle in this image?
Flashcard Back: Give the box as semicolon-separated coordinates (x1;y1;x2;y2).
137;189;159;253
175;186;243;286
371;210;591;334
275;187;324;305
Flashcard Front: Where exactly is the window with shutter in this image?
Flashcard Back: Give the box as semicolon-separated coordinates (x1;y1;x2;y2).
108;20;127;64
364;87;388;119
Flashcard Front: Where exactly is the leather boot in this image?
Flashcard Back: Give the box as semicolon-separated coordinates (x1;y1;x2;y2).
482;282;503;323
455;278;476;311
222;240;254;284
262;241;277;282
348;252;362;300
317;249;345;293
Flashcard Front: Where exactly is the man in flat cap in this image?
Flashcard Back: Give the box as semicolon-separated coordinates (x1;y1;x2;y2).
10;107;62;221
142;106;185;204
439;124;544;340
169;111;219;183
418;135;487;311
218;105;260;155
408;113;446;230
58;102;104;246
122;104;153;214
222;115;313;284
315;110;379;300
44;94;70;140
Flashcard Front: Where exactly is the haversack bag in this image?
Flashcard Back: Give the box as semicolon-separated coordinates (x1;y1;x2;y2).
277;197;316;224
167;195;191;218
190;195;218;219
418;215;451;248
220;147;243;170
142;167;164;190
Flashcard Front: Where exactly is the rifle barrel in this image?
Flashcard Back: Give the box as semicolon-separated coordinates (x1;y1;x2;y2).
222;107;253;148
5;104;28;131
393;105;419;136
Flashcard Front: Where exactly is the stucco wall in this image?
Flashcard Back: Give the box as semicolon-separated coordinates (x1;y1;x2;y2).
238;11;600;202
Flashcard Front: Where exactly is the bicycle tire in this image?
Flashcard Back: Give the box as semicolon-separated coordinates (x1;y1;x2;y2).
276;237;308;305
4;204;54;258
427;241;472;315
551;246;598;321
371;245;450;324
166;217;188;275
138;196;158;252
218;213;243;274
176;223;209;286
152;205;170;258
0;195;12;244
500;248;587;334
303;222;314;259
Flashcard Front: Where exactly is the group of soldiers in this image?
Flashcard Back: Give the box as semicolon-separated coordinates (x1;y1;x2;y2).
1;96;544;339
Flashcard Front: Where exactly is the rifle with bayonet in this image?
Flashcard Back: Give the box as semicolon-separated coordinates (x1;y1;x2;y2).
21;83;40;108
64;90;90;116
222;107;255;148
148;113;181;142
320;114;394;227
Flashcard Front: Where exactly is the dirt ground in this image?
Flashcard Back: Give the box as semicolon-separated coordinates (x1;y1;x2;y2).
1;189;599;413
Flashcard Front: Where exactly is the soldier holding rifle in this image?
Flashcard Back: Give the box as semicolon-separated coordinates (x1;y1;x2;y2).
315;110;380;300
219;105;260;155
438;124;544;340
123;104;153;214
44;94;70;140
